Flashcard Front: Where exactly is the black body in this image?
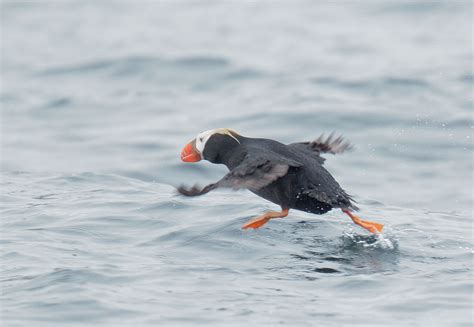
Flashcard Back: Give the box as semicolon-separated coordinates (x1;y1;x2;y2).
198;133;357;214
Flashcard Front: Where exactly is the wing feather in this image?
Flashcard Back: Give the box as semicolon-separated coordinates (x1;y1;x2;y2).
177;154;301;196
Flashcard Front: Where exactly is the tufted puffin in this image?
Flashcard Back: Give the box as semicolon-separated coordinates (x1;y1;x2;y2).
178;128;383;234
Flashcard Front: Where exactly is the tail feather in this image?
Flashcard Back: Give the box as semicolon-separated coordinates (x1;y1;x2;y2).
311;133;353;154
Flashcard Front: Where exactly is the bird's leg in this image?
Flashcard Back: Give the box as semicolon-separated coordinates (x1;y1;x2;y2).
242;208;289;229
342;209;383;234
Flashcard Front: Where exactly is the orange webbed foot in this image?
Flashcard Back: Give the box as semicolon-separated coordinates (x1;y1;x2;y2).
242;208;289;230
343;209;384;234
242;217;271;229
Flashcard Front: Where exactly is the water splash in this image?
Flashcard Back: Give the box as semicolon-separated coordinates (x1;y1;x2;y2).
342;229;398;250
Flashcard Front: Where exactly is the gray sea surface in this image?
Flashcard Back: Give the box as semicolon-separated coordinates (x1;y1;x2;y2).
1;1;473;326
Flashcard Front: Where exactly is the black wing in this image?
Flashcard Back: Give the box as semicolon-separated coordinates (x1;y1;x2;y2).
178;153;302;197
288;133;352;163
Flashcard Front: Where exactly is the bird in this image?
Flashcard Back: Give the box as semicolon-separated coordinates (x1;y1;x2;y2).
177;128;383;234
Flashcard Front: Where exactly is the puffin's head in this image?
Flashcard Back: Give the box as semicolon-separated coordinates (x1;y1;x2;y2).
180;128;241;163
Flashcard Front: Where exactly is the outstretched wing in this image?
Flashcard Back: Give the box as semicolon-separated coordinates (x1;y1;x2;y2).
178;153;301;197
288;133;352;163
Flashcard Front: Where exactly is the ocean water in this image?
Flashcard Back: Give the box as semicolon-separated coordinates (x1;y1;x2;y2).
1;1;473;326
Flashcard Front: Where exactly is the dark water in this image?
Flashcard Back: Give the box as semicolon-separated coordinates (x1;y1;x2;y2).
1;1;473;326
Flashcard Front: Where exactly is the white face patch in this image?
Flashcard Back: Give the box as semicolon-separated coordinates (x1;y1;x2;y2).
194;128;240;155
195;129;216;154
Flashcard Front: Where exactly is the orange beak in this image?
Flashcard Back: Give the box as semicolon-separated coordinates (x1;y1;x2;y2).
180;142;202;162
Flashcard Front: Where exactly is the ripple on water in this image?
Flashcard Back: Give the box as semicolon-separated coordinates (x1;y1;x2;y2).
35;55;264;88
1;1;472;325
1;169;472;326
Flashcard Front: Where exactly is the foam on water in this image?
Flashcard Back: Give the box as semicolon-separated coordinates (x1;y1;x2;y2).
342;231;397;250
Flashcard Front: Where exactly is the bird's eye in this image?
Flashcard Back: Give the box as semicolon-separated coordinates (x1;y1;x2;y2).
199;137;203;142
